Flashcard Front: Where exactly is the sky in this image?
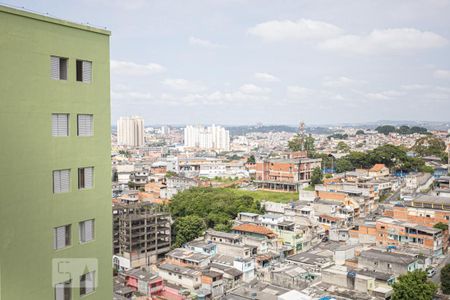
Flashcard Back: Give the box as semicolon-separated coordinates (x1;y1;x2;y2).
7;0;450;125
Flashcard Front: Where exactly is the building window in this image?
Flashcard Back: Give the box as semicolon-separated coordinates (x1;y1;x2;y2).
53;169;70;193
76;60;92;83
79;219;95;243
78;167;93;189
387;263;392;269
52;114;69;137
80;271;95;296
55;280;71;300
51;56;68;80
54;225;71;250
77;114;93;136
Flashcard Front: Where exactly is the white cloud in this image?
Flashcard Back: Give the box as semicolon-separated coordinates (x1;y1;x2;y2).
322;76;366;88
286;86;315;100
319;28;448;55
254;72;280;82
189;36;223;48
248;19;342;42
434;69;450;79
401;84;430;90
162;78;207;92
111;60;165;76
365;90;405;100
111;90;153;102
239;84;271;94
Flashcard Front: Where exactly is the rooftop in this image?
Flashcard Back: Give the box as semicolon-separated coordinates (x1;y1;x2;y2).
206;228;241;240
0;4;110;35
158;263;201;277
232;223;277;237
359;249;417;265
167;248;210;262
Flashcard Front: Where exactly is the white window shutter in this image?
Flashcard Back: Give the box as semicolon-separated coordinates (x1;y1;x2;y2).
57;114;68;136
80;219;94;243
85;167;93;188
85;220;94;241
52;114;59;136
51;56;60;80
60;170;70;193
53;171;61;193
55;282;64;300
55;226;66;249
78;115;93;136
52;114;68;137
86;271;95;293
82;61;92;83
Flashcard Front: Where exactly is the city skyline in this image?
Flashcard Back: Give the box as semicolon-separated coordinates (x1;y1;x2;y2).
4;0;450;125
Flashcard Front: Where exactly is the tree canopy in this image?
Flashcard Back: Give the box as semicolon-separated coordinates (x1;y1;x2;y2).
441;264;450;295
392;270;437;300
288;134;315;155
247;155;256;164
173;215;206;248
376;125;428;135
310;167;323;186
170;187;262;231
413;136;447;162
333;144;431;173
337;141;350;153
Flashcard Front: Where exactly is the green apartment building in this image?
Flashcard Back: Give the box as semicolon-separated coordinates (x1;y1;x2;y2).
0;5;112;299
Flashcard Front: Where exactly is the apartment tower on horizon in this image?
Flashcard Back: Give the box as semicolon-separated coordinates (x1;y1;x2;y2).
0;5;112;299
117;116;145;147
184;124;230;151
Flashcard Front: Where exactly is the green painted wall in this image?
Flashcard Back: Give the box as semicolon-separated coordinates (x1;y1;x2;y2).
0;6;112;300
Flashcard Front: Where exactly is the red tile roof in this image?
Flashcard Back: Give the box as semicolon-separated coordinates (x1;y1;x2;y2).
232;224;276;237
370;164;386;172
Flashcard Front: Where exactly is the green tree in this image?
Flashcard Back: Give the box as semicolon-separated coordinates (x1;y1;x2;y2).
356;130;365;135
413;136;446;162
441;264;450;295
288;135;315;155
165;171;177;178
310;167;323;186
247;155;256;164
214;223;232;232
173;215;206;248
337;141;350;153
335;158;354;173
433;222;448;231
376;125;396;135
170;187;262;229
392;270;437;300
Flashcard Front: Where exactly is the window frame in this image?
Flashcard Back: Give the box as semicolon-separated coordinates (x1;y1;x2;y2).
53;169;71;194
50;56;68;81
77;114;94;137
76;59;93;83
79;219;95;244
54;224;71;250
78;167;94;190
80;271;96;296
54;279;71;300
52;113;69;137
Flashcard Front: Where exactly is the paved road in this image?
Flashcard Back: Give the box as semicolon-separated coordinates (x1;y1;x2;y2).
431;255;450;284
386;188;401;203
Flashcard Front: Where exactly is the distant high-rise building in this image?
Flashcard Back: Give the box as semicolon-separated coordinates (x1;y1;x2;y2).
184;124;230;150
117;116;144;147
160;125;171;136
0;5;112;299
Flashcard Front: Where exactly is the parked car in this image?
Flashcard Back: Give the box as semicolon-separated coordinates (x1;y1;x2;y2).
427;268;436;278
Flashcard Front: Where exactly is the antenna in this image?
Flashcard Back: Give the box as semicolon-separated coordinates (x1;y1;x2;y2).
298;121;305;151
